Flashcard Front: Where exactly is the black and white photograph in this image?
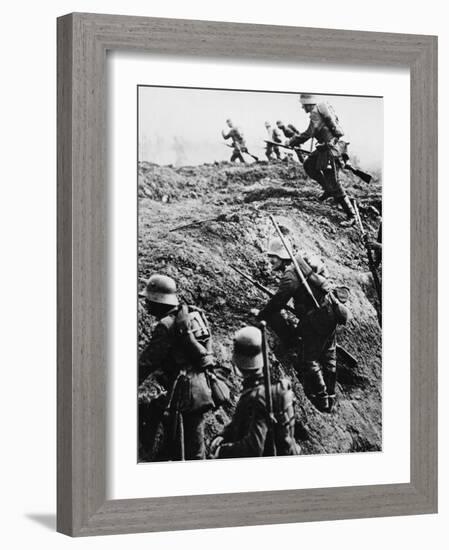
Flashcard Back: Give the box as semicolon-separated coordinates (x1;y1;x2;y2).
137;85;383;463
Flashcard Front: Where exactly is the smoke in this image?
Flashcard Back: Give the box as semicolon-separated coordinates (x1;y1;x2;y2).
172;136;187;167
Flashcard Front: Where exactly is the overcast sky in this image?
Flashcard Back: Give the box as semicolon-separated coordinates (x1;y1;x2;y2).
138;86;383;170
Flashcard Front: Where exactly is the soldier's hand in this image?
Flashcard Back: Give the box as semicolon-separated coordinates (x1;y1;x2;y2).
250;308;260;317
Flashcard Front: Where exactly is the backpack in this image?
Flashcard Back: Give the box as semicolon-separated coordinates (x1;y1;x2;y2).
317;102;344;139
271;379;300;455
250;378;300;456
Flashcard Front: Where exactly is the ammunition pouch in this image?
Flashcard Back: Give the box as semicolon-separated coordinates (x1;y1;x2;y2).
305;298;338;335
207;370;231;407
175;370;215;414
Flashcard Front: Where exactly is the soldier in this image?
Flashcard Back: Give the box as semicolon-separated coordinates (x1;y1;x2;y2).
210;326;301;458
276;120;304;162
252;238;350;413
276;120;300;139
367;221;382;268
222;118;248;163
264;121;282;161
139;274;219;461
288;94;356;227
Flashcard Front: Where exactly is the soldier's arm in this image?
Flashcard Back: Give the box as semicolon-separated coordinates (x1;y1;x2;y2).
289;119;314;146
288;124;299;134
258;270;298;320
222;129;231;140
138;323;170;385
218;403;268;458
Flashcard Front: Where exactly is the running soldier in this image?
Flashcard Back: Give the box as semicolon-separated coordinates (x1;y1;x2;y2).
276;120;304;162
264;121;283;161
139;274;222;461
253;238;350;413
222;118;248;163
210;326;301;458
289;94;356;226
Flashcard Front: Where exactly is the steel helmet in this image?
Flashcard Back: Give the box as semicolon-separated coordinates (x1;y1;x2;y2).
299;93;317;105
276;120;283;126
143;274;179;306
233;326;263;371
267;237;290;260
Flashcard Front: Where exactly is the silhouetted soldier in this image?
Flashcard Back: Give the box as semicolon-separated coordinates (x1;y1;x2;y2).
222;118;247;163
264;121;282;160
276;120;304;162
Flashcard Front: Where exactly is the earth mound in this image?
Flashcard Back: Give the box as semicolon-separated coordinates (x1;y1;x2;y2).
138;159;382;457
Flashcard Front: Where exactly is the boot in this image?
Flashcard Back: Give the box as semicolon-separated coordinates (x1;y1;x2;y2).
339;196;356;227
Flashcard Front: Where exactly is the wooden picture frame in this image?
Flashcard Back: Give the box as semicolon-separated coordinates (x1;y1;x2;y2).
57;12;437;536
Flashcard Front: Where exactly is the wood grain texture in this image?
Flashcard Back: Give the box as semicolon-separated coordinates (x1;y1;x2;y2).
57;12;438;537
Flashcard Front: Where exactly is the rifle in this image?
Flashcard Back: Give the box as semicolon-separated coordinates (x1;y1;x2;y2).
269;215;359;368
352;200;382;326
164;371;186;461
169;215;224;232
224;142;259;162
269;215;320;308
230;264;358;369
260;321;277;456
264;140;372;183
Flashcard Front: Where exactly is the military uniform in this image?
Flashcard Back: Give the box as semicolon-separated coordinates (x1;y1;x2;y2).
265;125;283;160
217;375;300;458
290;99;355;220
223;126;248;163
258;256;349;412
277;122;299;139
139;304;216;460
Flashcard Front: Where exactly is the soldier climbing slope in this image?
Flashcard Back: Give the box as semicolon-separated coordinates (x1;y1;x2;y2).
210;326;301;458
264;121;283;161
252;237;351;413
289;94;356;227
139;274;228;461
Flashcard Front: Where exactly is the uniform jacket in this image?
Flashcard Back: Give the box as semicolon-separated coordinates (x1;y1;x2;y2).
138;305;211;386
278;123;299;139
259;257;329;322
223;127;246;148
291;102;343;146
218;376;299;458
266;126;283;143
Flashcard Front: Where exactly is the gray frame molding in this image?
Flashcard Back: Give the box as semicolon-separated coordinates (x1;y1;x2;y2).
57;12;437;537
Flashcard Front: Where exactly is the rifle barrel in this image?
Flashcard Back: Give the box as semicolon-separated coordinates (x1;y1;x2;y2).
269;215;320;309
260;321;277;456
352;200;382;322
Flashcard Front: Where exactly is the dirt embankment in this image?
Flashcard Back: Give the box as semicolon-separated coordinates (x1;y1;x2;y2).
138;159;382;456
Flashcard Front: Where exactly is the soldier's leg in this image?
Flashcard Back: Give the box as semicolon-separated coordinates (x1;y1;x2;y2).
138;401;164;460
320;332;337;413
326;159;355;223
265;144;273;160
183;412;206;460
274;145;282;160
303;360;329;412
303;155;330;197
301;327;329;412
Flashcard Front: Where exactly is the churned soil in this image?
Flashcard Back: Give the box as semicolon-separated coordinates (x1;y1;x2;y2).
138;159;382;457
